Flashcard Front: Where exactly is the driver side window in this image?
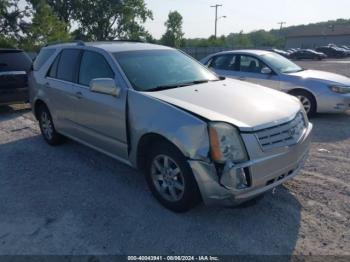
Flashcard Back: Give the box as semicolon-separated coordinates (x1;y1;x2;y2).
79;51;114;87
239;55;268;74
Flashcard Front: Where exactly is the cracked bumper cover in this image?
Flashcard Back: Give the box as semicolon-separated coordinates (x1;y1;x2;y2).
189;123;313;206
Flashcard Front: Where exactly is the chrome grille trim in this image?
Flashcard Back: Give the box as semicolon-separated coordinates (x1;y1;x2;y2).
255;112;307;151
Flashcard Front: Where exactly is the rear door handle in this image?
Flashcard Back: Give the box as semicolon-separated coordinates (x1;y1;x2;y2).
238;77;246;81
45;82;51;88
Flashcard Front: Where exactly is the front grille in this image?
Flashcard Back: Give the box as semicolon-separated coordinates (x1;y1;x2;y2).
255;112;306;151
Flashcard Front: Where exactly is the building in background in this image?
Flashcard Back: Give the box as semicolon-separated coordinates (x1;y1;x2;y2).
285;23;350;48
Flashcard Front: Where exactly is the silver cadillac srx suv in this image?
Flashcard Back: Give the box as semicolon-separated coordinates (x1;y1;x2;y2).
29;41;313;212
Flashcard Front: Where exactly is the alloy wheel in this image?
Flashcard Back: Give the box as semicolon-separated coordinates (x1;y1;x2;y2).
40;111;54;140
150;155;185;202
297;95;311;113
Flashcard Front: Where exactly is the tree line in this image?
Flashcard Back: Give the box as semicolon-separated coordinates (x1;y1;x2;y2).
0;0;188;50
2;1;347;51
0;0;283;51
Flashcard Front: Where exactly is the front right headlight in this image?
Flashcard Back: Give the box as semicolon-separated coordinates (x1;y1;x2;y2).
208;122;248;164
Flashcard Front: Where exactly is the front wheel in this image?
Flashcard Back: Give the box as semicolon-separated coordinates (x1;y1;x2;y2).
145;142;201;212
290;90;317;118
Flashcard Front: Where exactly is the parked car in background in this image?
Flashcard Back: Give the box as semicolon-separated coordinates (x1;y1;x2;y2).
29;41;312;212
341;45;350;51
289;49;327;60
315;46;347;58
201;50;350;117
335;46;350;56
269;48;291;58
0;49;32;105
287;48;300;53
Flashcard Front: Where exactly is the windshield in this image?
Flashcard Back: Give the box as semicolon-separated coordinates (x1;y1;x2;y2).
262;52;303;74
113;50;218;91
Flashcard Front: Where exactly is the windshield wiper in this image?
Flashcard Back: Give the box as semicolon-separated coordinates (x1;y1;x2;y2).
145;79;217;92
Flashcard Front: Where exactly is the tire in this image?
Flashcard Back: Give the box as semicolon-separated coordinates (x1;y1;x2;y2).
145;141;201;212
38;105;65;145
290;90;317;118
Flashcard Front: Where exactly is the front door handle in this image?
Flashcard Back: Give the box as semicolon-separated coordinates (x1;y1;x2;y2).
238;77;246;81
75;91;83;99
45;82;51;88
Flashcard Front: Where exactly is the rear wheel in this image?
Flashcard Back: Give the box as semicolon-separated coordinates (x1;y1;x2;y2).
145;142;201;212
38;105;65;145
290;90;316;118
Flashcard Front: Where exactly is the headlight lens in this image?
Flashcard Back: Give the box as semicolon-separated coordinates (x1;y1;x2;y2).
329;86;350;94
208;122;248;164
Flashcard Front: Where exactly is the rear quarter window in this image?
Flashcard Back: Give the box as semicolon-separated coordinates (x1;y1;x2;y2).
33;49;56;71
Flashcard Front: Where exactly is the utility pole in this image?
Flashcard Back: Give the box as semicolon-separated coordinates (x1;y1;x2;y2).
211;4;223;38
277;21;286;31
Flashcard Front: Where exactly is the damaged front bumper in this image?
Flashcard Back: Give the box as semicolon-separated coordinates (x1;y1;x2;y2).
189;123;313;206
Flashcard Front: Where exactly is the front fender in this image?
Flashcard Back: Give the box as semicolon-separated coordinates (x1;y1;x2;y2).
127;90;210;167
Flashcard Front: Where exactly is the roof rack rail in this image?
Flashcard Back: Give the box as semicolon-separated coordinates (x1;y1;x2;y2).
45;40;85;47
110;39;147;43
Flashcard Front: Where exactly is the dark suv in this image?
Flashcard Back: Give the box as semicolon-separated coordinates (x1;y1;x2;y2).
0;49;32;105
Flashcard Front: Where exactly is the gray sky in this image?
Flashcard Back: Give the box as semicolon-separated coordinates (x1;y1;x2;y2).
144;0;350;38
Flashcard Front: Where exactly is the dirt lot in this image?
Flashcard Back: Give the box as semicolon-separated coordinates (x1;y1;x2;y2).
0;59;349;256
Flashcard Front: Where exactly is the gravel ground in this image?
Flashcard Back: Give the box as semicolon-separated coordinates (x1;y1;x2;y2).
0;60;349;256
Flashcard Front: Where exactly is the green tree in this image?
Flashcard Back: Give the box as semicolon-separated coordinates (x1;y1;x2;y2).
249;30;279;47
0;0;31;44
235;31;251;48
30;0;76;30
71;0;153;41
161;11;184;47
0;36;17;48
23;3;70;50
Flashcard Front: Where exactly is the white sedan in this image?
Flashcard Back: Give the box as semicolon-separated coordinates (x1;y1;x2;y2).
201;50;350;117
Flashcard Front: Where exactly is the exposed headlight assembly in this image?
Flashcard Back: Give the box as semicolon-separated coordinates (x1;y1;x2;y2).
329;85;350;94
208;122;248;164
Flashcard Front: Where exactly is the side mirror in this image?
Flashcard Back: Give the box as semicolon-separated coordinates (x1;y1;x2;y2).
89;78;120;97
261;67;272;74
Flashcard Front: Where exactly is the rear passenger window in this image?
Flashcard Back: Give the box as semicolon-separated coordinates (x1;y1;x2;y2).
210;55;237;70
33;49;55;71
56;49;81;82
79;51;114;86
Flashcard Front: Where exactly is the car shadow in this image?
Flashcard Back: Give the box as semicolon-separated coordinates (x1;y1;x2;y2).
0;104;31;122
0;134;302;256
310;112;350;143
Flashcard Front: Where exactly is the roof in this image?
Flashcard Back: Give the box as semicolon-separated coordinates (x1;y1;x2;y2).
0;48;23;53
286;23;350;38
215;49;272;56
45;41;172;53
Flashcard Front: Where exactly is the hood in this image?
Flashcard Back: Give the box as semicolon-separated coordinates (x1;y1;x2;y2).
142;79;301;131
287;69;350;86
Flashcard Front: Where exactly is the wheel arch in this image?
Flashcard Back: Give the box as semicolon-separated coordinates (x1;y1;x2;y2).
33;99;48;120
287;88;318;111
136;132;186;171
